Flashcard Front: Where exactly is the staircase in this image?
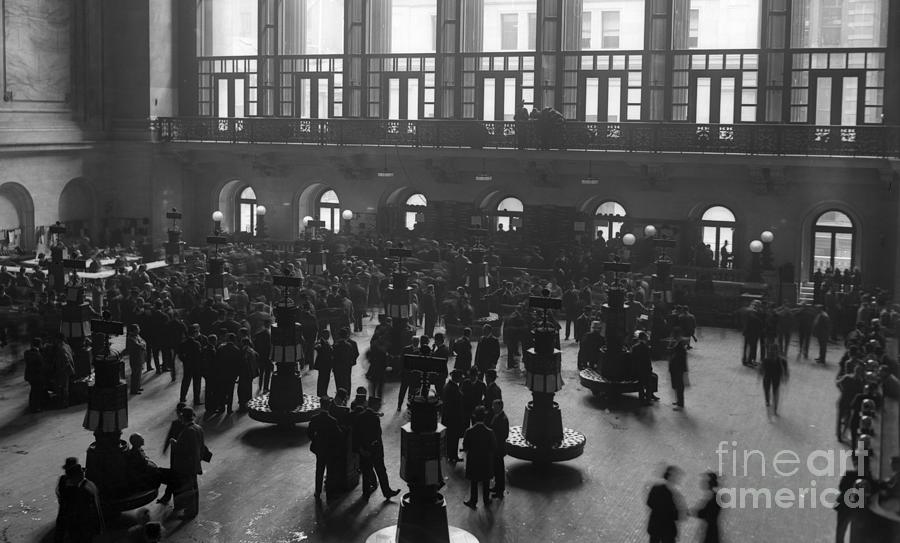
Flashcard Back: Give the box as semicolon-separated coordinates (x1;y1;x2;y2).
798;282;815;304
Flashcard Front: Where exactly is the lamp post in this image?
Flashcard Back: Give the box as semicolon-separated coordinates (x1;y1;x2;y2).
760;230;774;270
341;209;353;234
747;239;764;283
164;208;184;265
255;205;267;239
205;214;229;301
644;224;675;304
385;246;414;363
61;259;93;379
248;273;321;426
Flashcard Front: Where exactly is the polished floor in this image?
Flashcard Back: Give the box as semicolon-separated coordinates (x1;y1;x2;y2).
0;323;845;543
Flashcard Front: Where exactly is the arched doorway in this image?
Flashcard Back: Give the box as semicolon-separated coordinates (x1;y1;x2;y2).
812;210;854;273
317;189;342;233
404;193;427;230
0;182;34;250
58;178;95;239
700;205;736;267
237;186;258;234
495;197;523;232
594;201;626;241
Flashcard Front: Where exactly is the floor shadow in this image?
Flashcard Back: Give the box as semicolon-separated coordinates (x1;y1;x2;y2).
239;424;310;449
583;392;649;414
506;462;585;492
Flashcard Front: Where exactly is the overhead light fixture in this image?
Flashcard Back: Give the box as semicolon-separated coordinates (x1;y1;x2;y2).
377;153;394;178
581;160;600;185
475;158;492;181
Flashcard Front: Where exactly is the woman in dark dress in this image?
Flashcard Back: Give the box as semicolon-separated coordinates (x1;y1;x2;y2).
694;471;722;543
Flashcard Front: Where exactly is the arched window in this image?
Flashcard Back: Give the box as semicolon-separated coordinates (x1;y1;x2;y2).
495;197;524;232
813;210;855;273
594;201;626;241
405;193;427;231
238;187;257;234
700;205;736;267
317;189;341;233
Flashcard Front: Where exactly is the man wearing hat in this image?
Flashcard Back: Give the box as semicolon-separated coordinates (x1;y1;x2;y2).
24;338;46;412
573;305;593;344
577;321;605;371
474;325;500;373
170;407;208;520
441;369;465;463
668;330;689;411
55;457;103;541
177;324;204;405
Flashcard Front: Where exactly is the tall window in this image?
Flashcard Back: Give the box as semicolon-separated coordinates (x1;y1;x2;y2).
280;0;344;54
238;187;258;234
566;0;644;50
688;9;700;48
594;201;626;241
404;193;427;231
601;11;620;49
198;0;258;56
682;0;760;49
500;13;519;50
813;211;855;273
495;197;524;232
318;189;342;233
366;0;436;53
581;12;592;48
791;0;887;48
481;0;537;52
700;205;736;267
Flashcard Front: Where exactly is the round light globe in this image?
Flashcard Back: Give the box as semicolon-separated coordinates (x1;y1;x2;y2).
644;225;657;238
255;205;267;216
341;210;354;221
212;211;224;222
761;230;774;243
302;215;313;227
749;240;764;253
622;233;636;246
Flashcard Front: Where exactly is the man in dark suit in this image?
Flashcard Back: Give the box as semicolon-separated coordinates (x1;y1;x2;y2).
488;399;509;498
474;324;500;373
308;397;342;500
462;406;496;509
215;333;243;414
431;333;451;362
352;399;401;500
253;320;273;394
631;332;658;404
646;465;684;543
452;328;473;371
668;333;688;411
332;328;358;395
176;324;203;405
577;321;605;370
483;369;502;411
441;370;465;463
573;305;593;344
502;307;526;369
170;407;207;520
420;284;438;338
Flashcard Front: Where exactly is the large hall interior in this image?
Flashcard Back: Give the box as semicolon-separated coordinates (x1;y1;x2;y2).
1;0;900;542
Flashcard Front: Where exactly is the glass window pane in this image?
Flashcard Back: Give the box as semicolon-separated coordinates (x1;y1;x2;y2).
503;78;517;120
303;0;344;54
406;193;428;206
200;0;258;56
408;79;420;120
720;77;734;124
389;0;437;53
497;197;524;212
217;79;230;117
585;78;599;122
389;79;400;120
813;232;833;271
319;207;332;233
406;211;418;231
569;0;644;51
483;79;496;120
608;78;621;122
834;233;853;271
240;203;253;233
234;79;246;118
791;0;887;48
686;0;761;49
815;77;831;125
299;79;311;118
480;0;537;52
240;187;256;200
701;205;736;222
320;190;340;204
596;201;625;216
841;77;858;126
702;226;719;253
696;77;711;123
815;211;852;228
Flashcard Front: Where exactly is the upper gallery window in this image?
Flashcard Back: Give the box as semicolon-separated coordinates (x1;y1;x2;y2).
677;0;761;50
791;0;887;48
564;0;644;51
367;0;437;53
281;0;345;54
198;0;259;56
478;0;537;52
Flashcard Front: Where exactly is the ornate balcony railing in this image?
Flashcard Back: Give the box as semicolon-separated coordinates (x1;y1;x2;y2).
153;117;900;158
